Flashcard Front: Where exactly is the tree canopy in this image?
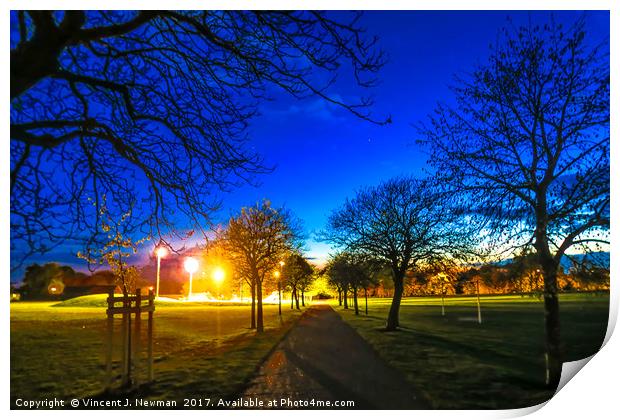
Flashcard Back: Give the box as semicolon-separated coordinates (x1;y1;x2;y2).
418;17;609;262
10;11;386;269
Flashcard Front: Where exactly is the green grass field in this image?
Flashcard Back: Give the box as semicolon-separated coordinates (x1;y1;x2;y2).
11;297;303;406
334;293;609;409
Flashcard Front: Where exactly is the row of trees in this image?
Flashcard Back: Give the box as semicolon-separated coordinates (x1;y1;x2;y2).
322;17;609;389
325;252;380;315
15;200;319;322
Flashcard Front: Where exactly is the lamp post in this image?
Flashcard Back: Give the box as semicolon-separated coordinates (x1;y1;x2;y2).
155;246;168;298
274;270;281;316
439;273;447;316
278;260;285;316
184;257;199;299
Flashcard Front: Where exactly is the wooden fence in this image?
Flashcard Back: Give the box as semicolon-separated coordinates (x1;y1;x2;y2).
105;287;155;390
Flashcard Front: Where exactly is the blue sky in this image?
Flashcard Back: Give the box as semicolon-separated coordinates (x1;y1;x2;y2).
10;10;610;281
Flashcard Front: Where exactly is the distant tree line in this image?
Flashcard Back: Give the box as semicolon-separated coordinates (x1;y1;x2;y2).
327;256;609;300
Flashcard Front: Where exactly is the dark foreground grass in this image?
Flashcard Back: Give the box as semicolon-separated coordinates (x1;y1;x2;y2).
334;293;609;410
11;301;303;407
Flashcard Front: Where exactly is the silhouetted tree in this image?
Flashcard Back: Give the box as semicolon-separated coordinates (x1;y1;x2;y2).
323;177;474;329
282;253;313;310
10;11;387;269
418;17;609;387
221;200;302;332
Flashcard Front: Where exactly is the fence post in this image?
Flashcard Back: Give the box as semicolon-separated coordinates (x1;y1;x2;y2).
105;288;114;390
147;288;154;382
134;288;142;387
121;290;129;387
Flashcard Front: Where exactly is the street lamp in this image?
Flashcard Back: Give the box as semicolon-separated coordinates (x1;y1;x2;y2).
155;246;168;298
274;270;281;316
184;257;199;299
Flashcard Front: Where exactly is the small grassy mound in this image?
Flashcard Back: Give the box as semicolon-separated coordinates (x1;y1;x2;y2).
53;294;256;308
53;294;109;307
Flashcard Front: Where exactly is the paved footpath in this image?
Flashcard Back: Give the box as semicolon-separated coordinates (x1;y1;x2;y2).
241;304;428;409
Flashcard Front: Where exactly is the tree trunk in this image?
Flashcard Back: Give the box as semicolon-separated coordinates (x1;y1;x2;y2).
365;288;368;315
534;194;562;389
256;280;264;333
291;287;295;309
338;288;342;306
343;287;348;309
301;290;305;307
250;280;256;329
353;286;359;315
295;288;300;310
278;282;282;316
386;273;404;330
542;260;562;388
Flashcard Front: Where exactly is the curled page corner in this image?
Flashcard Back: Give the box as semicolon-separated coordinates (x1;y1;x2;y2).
555;355;595;395
510;355;598;418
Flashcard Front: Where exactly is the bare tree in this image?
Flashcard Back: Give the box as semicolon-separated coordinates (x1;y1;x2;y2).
322;177;474;329
10;11;386;269
417;17;609;387
221;200;302;332
282;253;314;309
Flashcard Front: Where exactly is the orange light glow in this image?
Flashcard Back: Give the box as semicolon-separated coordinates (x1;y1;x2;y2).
212;267;225;283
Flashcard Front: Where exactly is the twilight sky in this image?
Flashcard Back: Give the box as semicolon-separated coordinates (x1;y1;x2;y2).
10;10;609;282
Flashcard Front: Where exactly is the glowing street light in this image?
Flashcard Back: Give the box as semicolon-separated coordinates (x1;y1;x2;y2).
155;246;168;298
184;257;199;299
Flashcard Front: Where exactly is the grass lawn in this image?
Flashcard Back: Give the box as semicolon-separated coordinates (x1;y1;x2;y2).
334;293;609;410
11;297;303;406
